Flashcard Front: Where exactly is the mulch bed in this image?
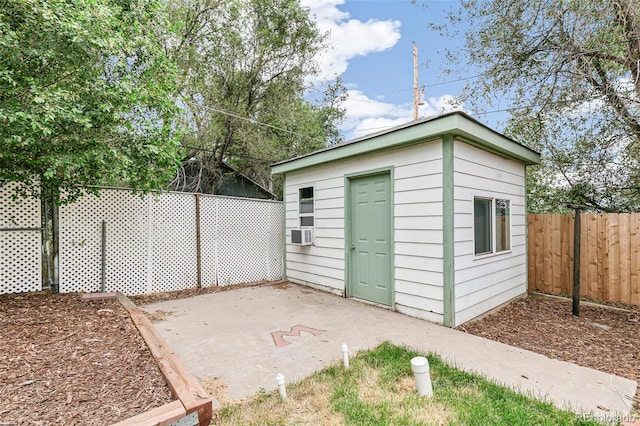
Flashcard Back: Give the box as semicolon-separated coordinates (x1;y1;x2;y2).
0;292;172;425
458;295;640;413
2;284;637;423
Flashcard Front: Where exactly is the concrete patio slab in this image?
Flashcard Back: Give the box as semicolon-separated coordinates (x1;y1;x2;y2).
141;283;637;419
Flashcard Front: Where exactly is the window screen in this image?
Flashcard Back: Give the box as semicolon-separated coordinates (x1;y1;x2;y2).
474;198;492;255
299;187;314;227
495;199;510;252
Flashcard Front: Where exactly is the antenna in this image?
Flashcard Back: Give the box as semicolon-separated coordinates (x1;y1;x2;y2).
413;42;419;120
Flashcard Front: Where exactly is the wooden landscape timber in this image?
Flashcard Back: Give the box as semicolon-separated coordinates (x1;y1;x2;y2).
111;400;186;426
112;292;215;426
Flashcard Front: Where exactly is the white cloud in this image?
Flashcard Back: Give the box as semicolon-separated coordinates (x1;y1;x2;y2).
301;0;402;82
300;1;463;140
343;91;465;139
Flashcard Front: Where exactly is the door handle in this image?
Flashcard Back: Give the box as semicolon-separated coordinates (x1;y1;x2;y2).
351;244;356;250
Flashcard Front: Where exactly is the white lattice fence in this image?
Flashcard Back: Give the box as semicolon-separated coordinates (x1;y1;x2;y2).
0;184;41;294
199;195;218;288
58;188;283;295
150;193;198;293
214;196;283;285
58;189;149;294
268;201;285;280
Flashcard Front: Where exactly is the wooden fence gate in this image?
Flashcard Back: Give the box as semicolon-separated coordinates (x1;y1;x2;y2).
528;213;640;305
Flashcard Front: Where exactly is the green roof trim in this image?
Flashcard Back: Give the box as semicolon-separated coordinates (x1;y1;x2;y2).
271;111;540;175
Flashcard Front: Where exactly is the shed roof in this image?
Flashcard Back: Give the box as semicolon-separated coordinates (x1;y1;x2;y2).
271;111;540;175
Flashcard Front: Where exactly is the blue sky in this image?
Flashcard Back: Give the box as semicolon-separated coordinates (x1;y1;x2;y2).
302;0;501;140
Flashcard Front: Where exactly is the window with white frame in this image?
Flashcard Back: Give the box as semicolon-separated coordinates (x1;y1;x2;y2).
299;186;314;227
474;197;510;256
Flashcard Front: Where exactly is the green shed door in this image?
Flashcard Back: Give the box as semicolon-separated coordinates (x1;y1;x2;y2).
348;173;392;306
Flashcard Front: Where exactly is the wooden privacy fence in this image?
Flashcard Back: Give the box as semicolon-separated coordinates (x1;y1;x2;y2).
528;213;640;306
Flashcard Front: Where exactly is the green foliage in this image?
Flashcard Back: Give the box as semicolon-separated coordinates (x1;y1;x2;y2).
434;0;640;212
0;0;180;203
165;0;346;196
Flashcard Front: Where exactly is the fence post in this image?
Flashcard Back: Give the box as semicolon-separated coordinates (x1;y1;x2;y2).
567;204;586;316
101;220;106;293
195;194;202;288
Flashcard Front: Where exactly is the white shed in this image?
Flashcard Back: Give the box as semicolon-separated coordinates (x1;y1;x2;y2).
271;112;540;327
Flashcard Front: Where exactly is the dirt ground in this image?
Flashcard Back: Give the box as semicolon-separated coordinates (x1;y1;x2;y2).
0;292;172;425
458;294;640;413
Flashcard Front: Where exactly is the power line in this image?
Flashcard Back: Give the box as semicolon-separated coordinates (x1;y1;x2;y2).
179;37;640;144
349;90;636;135
310;76;481;104
303;83;391;105
304;73;482;103
371;74;486;96
336;32;640;101
177;144;273;163
194;104;326;144
423;74;484;88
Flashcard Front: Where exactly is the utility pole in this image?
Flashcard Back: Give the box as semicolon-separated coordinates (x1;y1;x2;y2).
413;42;419;120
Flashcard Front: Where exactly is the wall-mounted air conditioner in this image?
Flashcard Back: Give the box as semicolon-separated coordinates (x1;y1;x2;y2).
291;228;313;245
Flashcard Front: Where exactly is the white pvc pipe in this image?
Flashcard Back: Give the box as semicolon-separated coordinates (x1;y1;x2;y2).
276;373;287;399
341;343;349;369
410;356;433;397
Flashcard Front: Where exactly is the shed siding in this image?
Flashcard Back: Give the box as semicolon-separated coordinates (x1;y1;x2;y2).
284;142;445;321
452;141;528;325
285;171;344;295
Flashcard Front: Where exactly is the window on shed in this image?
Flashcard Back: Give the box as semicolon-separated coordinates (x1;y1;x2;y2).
495;199;511;252
299;186;314;227
474;197;511;256
474;198;492;255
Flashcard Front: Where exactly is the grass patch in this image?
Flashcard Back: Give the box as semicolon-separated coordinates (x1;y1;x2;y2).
217;342;603;425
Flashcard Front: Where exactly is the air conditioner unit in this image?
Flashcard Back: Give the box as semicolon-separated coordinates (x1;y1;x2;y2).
291;228;313;245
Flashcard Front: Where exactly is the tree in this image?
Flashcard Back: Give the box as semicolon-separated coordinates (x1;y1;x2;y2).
164;0;345;195
434;0;640;211
0;0;180;203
